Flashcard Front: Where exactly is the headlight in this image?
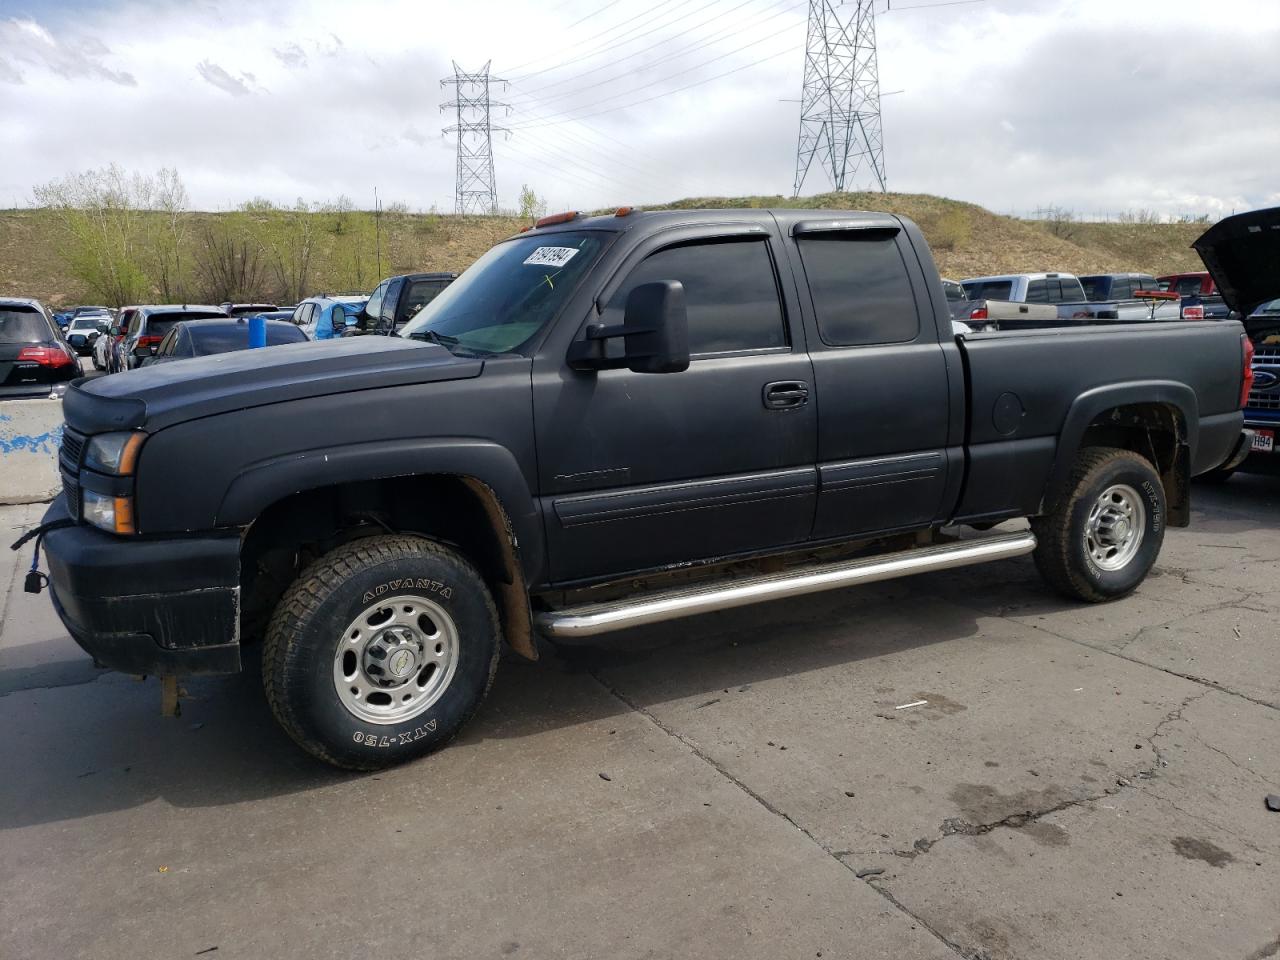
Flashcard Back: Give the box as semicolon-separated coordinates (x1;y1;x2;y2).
84;432;146;475
83;489;135;535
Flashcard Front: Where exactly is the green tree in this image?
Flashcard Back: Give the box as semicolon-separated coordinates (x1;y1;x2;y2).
33;165;154;306
518;184;547;223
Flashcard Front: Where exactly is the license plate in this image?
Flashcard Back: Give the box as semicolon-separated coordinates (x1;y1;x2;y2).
1252;430;1274;453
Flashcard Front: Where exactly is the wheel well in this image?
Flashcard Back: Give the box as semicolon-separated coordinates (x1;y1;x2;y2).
1077;402;1190;526
239;475;536;660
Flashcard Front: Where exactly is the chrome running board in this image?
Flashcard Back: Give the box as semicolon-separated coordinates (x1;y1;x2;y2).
535;530;1037;640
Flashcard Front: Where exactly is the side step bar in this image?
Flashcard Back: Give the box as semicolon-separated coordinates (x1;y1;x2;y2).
536;530;1038;640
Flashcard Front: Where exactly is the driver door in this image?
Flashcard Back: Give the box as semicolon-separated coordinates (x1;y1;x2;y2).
533;226;817;586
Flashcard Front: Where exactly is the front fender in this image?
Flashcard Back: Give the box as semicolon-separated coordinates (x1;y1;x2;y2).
217;436;544;584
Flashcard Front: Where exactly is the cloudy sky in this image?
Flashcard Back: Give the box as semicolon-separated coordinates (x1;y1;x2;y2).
2;0;1277;218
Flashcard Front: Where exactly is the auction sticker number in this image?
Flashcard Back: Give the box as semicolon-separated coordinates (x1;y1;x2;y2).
523;246;579;268
1252;430;1274;453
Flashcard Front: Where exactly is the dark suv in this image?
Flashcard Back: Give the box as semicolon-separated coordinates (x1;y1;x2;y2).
1;297;80;398
118;305;228;371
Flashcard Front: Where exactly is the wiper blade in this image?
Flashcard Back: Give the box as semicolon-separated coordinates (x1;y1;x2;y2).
410;329;459;346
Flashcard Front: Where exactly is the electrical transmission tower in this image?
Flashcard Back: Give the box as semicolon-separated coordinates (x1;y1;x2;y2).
792;0;886;197
441;61;507;214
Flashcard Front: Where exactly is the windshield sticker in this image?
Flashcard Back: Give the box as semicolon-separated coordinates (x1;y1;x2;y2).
523;246;579;268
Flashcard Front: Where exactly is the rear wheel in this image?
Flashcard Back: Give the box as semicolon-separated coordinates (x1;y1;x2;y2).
263;535;501;770
1031;447;1165;602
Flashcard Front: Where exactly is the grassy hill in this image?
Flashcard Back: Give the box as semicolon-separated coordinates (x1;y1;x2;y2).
0;192;1208;306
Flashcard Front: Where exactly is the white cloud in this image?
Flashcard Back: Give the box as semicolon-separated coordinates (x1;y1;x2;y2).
272;43;308;69
0;15;136;86
196;60;251;97
0;0;1276;219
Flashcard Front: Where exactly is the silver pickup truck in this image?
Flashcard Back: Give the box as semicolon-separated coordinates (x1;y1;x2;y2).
963;272;1181;325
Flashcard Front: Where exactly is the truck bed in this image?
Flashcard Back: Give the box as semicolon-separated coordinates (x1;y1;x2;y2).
952;321;1244;523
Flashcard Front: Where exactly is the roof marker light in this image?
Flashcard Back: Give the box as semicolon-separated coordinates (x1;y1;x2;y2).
535;211;579;228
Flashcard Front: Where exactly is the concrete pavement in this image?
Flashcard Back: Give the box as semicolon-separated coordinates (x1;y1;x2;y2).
1;477;1277;960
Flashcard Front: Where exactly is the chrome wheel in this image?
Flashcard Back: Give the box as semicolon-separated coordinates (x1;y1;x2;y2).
1085;483;1145;572
332;594;459;725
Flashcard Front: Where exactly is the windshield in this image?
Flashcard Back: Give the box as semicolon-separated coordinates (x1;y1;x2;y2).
399;230;612;355
1253;298;1280;316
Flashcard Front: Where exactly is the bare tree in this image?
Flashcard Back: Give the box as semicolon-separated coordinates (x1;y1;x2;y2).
146;168;190;301
192;214;269;303
33;165;152;306
272;200;317;304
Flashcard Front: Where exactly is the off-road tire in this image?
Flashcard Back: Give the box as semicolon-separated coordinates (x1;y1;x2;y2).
1031;446;1165;603
263;535;501;770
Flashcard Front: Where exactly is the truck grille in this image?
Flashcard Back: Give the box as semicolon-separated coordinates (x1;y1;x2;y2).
59;428;85;521
1249;345;1280;410
60;428;85;470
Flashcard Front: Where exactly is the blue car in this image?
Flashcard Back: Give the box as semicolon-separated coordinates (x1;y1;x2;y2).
288;296;368;340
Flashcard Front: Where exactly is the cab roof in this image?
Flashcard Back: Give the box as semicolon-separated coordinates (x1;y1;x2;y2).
518;207;904;239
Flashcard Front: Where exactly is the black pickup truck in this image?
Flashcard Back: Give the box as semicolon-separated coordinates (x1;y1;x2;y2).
29;208;1251;769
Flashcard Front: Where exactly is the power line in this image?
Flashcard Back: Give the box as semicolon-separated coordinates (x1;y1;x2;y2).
564;0;628;29
509;18;805;129
509;0;727;82
504;0;685;78
511;42;799;130
508;0;802;106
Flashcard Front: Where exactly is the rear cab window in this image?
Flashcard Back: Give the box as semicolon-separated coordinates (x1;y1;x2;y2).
963;280;1013;301
403;280;448;321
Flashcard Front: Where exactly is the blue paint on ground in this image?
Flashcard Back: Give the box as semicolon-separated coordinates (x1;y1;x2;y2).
0;425;63;456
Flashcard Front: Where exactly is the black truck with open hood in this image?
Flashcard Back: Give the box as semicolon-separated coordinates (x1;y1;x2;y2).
23;207;1252;769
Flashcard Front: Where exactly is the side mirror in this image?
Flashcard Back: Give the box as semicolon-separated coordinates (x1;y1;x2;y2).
569;281;690;374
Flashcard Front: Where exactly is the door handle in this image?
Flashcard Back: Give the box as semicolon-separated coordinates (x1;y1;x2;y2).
763;380;809;410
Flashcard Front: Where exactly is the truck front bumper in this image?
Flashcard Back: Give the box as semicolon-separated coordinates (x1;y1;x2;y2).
39;496;243;676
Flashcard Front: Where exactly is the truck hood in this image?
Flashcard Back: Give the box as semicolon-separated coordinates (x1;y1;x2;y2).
1192;206;1280;318
64;335;483;433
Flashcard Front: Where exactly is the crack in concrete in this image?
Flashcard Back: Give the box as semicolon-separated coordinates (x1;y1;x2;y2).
1183;728;1275;785
867;690;1210;863
1112;593;1262;655
931;587;1280;712
1142;791;1271;859
585;666;969;958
